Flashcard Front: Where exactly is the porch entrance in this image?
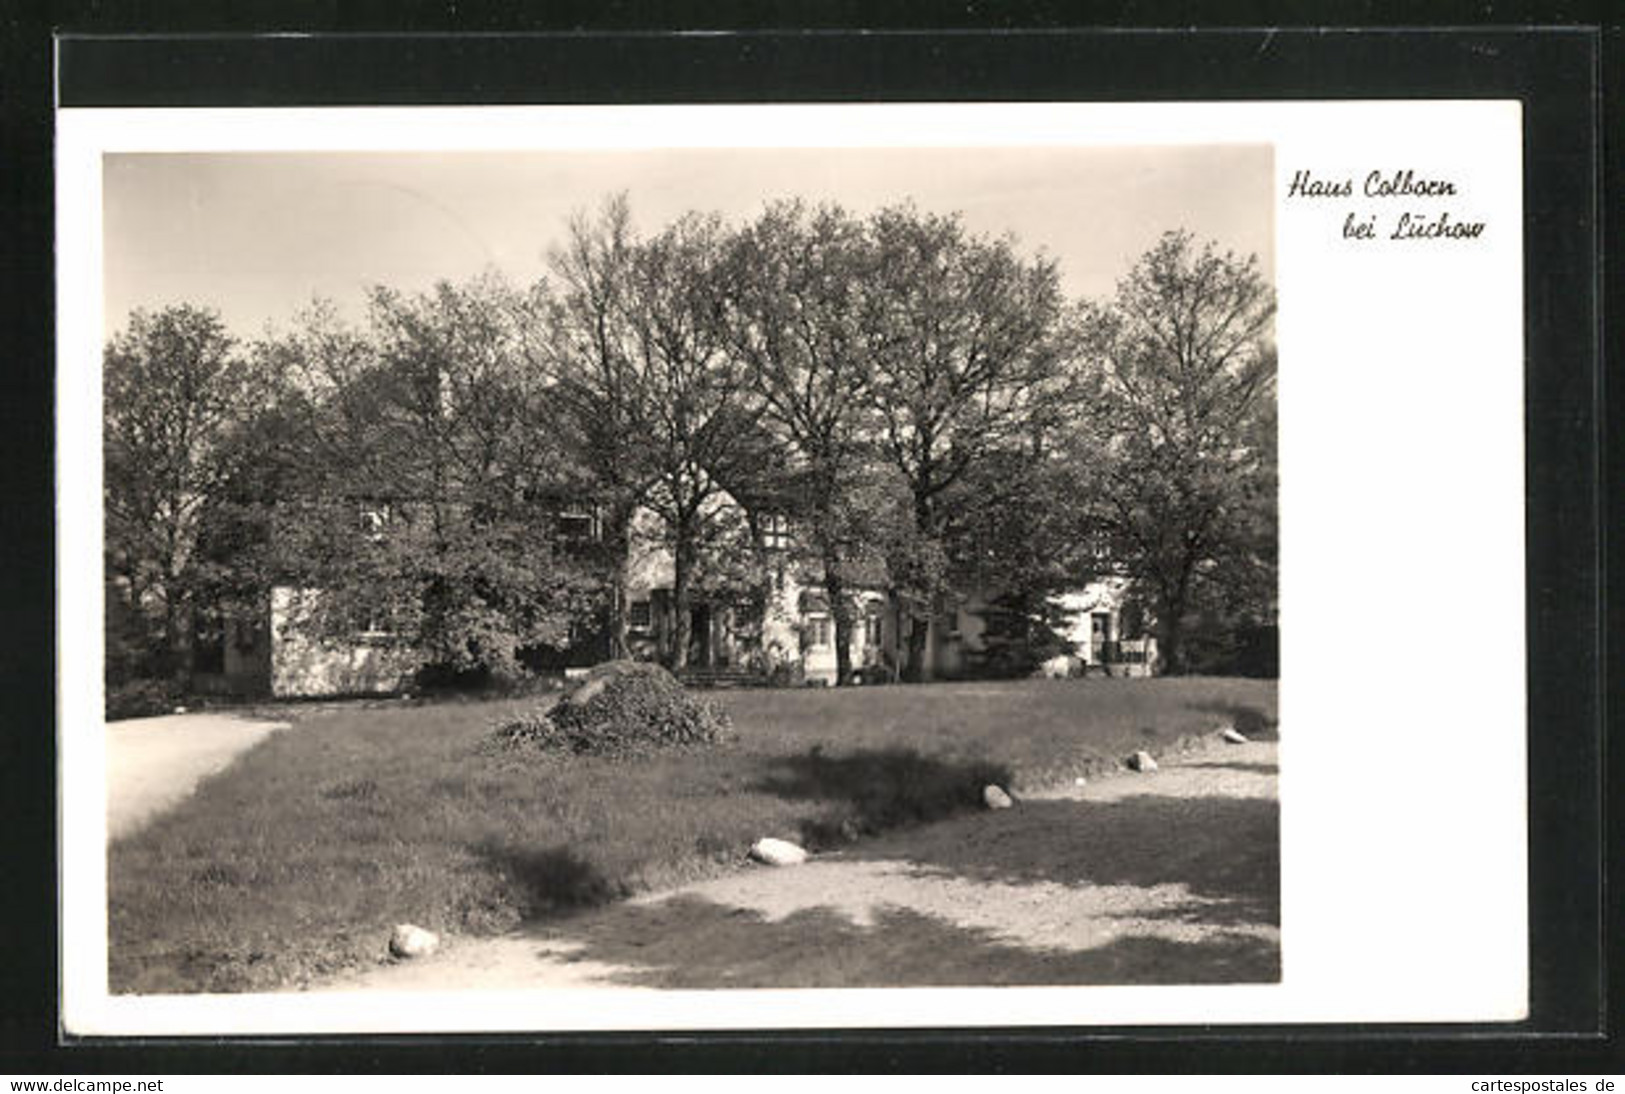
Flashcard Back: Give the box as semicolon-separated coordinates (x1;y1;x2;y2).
1090;611;1113;664
687;604;735;669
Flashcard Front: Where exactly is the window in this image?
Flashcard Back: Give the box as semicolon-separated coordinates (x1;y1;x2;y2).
358;602;397;639
628;600;652;632
761;512;791;551
806;615;831;648
864;613;883;646
555;505;598;542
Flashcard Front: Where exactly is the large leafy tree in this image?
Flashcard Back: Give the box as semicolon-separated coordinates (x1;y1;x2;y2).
861;205;1074;680
270;276;597;680
533;194;659;659
625;212;763;670
941;442;1099;675
104;304;275;688
723;201;884;685
1074;230;1277;674
107;207;1279;696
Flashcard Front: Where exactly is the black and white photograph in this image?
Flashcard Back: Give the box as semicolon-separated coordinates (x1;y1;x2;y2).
54;100;1531;1035
97;140;1280;996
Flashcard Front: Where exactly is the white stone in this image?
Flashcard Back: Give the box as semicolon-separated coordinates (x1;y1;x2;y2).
172;705;188;715
1221;726;1249;744
1074;776;1088;787
983;784;1013;810
749;837;808;866
1128;750;1158;773
389;923;440;959
1038;655;1074;679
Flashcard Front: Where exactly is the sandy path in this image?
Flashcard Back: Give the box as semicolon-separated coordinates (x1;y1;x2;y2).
107;712;290;840
318;736;1279;992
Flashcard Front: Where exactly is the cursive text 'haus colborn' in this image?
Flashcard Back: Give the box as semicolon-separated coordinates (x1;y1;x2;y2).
1287;168;1484;243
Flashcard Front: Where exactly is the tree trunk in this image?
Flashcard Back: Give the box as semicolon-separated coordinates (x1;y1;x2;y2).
604;509;633;660
902;492;936;683
1155;571;1192;676
167;588;196;693
161;590;182;685
823;560;853;687
669;518;693;672
160;520;191;689
1157;611;1184;676
605;576;628;661
903;608;930;682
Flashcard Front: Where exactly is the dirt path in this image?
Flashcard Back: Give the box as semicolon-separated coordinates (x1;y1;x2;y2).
318;736;1279;992
107;712;290;840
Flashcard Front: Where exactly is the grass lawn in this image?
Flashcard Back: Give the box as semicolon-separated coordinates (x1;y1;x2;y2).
107;676;1276;994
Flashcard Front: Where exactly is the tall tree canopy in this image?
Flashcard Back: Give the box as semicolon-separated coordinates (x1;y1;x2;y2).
103;203;1278;701
536;194;656;658
104;304;274;687
861;205;1074;680
723;201;883;684
269;276;597;680
625;212;763;669
1072;230;1277;674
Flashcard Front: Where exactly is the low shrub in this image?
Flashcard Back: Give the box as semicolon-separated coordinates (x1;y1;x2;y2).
106;677;183;721
492;660;732;759
413;661;566;700
765;661;804;688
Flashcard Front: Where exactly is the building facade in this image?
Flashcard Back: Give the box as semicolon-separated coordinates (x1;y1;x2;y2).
209;494;1154;698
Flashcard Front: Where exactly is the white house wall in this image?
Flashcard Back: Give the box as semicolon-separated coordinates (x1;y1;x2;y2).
1052;578;1156;676
760;572;803;670
625;508;676;591
795;584;890;685
269;586;410;698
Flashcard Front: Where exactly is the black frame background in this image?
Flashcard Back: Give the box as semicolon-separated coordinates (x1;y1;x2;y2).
2;12;1612;1074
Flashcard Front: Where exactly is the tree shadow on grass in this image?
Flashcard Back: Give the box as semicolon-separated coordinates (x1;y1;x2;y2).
470;840;630;920
1187;701;1279;741
1177;759;1279;776
750;746;1013;850
850;793;1279;929
526;896;1278;988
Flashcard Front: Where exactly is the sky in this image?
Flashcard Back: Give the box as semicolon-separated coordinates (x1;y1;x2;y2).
103;144;1273;341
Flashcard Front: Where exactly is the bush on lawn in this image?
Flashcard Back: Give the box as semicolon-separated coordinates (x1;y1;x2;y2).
492;660;732;759
106;677;183;721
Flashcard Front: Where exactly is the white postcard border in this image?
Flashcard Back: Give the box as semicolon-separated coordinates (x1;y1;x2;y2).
57;101;1527;1035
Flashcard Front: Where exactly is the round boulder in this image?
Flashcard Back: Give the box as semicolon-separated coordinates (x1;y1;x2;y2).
1127;749;1159;773
389;923;440;959
749;837;809;866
